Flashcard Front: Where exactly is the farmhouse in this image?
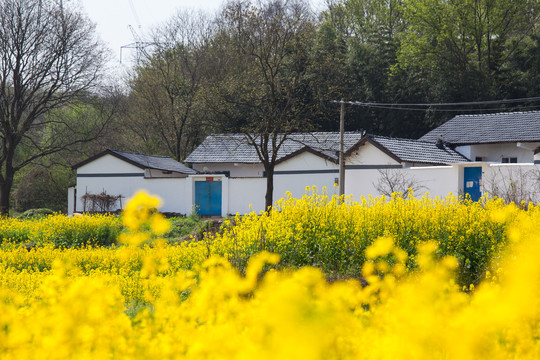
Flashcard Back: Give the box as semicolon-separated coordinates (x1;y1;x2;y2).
420;111;540;164
69;132;469;216
69;150;196;214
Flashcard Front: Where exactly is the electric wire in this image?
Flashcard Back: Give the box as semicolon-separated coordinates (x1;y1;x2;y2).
357;105;540;112
331;96;540;112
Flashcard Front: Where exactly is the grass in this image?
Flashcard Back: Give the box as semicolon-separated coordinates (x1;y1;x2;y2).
163;212;222;243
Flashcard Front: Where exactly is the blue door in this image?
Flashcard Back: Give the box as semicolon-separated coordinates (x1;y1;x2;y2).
464;167;482;201
195;181;222;216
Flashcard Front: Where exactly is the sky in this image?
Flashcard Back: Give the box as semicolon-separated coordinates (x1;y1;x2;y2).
78;0;327;75
79;0;226;73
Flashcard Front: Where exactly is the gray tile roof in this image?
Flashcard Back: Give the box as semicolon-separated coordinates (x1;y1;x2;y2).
109;150;197;174
419;111;540;144
184;132;364;163
370;135;469;165
185;132;468;165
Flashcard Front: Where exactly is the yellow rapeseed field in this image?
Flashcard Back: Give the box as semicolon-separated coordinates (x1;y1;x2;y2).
0;190;539;359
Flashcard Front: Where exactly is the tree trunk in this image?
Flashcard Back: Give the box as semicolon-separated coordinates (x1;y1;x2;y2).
265;165;274;212
0;175;13;216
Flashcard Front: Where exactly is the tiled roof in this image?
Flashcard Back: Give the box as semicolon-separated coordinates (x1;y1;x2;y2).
184;132;364;163
73;149;197;175
110;150;197;174
370;135;469;165
185;132;468;165
419;111;540;144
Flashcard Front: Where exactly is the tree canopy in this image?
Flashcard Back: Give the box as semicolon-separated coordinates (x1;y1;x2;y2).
0;0;110;215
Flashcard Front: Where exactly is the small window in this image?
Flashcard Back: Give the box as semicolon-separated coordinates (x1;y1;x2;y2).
502;157;518;163
475;156;484;162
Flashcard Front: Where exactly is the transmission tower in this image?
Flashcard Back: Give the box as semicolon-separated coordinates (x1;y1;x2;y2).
120;0;154;64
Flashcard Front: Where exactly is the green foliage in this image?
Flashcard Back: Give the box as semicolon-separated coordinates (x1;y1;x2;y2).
12;165;74;212
396;0;540;101
19;208;55;219
163;211;222;243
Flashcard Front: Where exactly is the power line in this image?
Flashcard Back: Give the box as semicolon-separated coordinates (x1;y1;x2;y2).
355;104;540;113
332;96;540;109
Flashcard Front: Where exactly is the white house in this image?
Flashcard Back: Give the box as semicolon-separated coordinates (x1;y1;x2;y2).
70;150;197;214
419;111;540;164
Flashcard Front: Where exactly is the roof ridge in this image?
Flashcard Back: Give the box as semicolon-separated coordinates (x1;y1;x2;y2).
454;110;540;118
208;131;365;137
112;149;173;159
371;134;439;144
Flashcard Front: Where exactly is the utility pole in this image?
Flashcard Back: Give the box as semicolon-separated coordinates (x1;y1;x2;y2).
339;99;345;197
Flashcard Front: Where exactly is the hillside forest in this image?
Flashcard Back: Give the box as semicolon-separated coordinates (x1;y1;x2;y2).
5;0;540;212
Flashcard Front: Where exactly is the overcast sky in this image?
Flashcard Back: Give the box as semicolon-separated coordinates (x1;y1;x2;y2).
78;0;326;75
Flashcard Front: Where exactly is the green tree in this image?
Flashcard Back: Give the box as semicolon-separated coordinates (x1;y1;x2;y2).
311;0;431;137
11;91;123;213
397;0;540;101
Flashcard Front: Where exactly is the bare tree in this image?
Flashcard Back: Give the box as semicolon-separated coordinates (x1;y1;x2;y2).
373;168;426;198
208;0;316;210
484;166;540;206
0;0;107;215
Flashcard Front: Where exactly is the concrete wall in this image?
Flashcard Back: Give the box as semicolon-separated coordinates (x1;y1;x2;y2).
76;156;192;214
145;169;188;178
74;162;540;216
192;162;264;177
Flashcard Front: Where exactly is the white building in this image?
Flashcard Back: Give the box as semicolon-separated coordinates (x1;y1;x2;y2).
70;150;196;214
420;111;540;164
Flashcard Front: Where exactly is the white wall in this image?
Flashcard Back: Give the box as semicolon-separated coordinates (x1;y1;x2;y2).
346;142;400;165
274;173;339;199
228;178;266;214
275;151;338;171
77;154;142;174
76;162;540;217
226;176;338;215
76;154;195;214
77;145;540;217
480;163;540;203
192;162;264;177
67;187;75;215
456;143;537;163
145;169;188;178
345;165;461;201
76;176;191;214
407;166;460;197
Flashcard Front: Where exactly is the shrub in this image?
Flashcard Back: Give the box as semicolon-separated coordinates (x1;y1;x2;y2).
19;208;54;219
